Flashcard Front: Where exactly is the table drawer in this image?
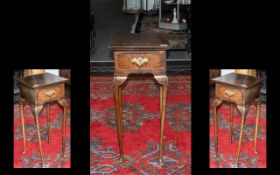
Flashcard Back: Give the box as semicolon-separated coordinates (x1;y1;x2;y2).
114;51;165;75
215;83;244;104
36;84;65;104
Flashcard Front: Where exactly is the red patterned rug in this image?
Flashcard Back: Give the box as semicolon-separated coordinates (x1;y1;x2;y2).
13;96;71;168
209;92;267;168
90;75;191;175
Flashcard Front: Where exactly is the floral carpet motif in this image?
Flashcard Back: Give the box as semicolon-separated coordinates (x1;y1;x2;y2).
14;97;71;168
91;75;191;174
209;94;267;168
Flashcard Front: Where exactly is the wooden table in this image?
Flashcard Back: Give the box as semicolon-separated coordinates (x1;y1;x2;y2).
108;33;169;164
16;73;68;167
212;73;263;167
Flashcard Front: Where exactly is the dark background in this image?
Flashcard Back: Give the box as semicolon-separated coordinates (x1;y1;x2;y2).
192;0;277;175
0;0;278;174
1;0;89;174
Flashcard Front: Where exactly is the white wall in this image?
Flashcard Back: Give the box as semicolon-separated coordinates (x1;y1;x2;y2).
144;0;192;11
124;0;155;11
144;0;154;10
124;0;193;11
46;69;59;76
221;69;234;76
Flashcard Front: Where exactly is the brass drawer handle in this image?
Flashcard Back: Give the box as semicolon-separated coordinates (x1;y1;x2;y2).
45;90;55;97
225;89;235;97
131;57;149;67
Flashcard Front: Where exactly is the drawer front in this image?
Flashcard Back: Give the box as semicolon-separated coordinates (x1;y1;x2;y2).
36;84;65;104
114;51;165;75
215;84;244;104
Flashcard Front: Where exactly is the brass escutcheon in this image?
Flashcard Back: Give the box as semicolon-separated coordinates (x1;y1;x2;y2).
45;90;55;97
131;57;149;67
225;89;235;97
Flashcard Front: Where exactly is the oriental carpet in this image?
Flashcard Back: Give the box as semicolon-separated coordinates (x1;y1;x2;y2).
91;75;191;174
